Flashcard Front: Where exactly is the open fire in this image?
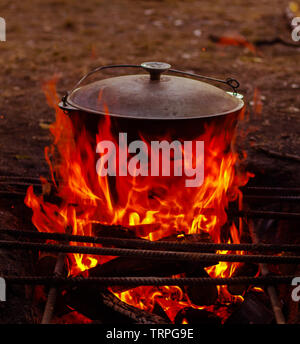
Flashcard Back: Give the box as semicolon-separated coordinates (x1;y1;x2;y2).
24;75;253;323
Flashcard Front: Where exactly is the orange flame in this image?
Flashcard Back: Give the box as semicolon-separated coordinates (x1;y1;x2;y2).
25;77;253;322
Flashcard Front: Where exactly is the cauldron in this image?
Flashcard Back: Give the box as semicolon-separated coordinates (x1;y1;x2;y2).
59;62;244;142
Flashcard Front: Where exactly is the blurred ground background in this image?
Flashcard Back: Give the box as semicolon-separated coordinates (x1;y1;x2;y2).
0;0;299;183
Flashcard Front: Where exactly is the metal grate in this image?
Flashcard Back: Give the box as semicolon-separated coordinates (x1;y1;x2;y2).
0;175;300;324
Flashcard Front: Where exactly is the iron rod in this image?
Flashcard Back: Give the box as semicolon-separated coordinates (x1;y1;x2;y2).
1;177;299;193
1;239;300;264
242;186;300;193
1;228;300;253
1;186;300;219
41;253;65;324
2;275;294;287
243;195;300;201
249;221;286;324
2;185;300;202
231;210;300;220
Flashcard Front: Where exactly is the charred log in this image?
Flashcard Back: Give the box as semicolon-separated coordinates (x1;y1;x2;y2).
62;285;168;324
225;291;274;324
227;263;259;295
184;268;218;306
93;223;160;239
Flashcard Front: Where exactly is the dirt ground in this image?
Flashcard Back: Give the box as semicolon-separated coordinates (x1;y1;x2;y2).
0;0;299;185
0;0;300;324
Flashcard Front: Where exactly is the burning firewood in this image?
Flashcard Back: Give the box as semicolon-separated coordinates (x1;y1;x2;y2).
87;258;217;294
83;230;216;292
62;285;168;324
89;256;188;278
93;222;161;239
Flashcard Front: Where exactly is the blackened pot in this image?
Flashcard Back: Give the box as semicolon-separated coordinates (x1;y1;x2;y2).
59;62;244;142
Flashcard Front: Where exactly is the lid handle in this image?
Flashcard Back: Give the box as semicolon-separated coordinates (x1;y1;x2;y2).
141;62;171;81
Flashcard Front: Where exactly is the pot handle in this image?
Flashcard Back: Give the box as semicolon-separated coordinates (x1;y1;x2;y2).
61;63;240;108
140;62;240;94
168;68;240;94
61;64;141;108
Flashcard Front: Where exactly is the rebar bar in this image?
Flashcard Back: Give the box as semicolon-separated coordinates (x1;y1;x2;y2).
243;195;300;202
242;186;300;193
2;275;294;287
231;209;300;220
0;176;42;182
1;239;300;264
1;185;300;218
1;176;299;191
2;187;300;203
249;220;286;324
0;191;27;197
41;253;65;324
0;181;41;187
1;228;300;253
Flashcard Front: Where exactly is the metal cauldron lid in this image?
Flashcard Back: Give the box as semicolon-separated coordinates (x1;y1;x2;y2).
62;62;244;120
